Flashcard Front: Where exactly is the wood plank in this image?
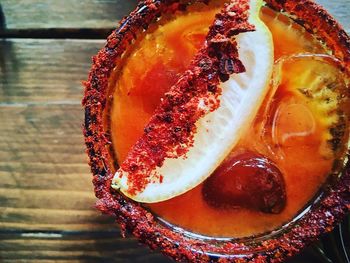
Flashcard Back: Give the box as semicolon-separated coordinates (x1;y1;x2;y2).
0;0;349;34
0;189;93;210
0;105;89;191
0;39;103;104
1;0;138;30
0;104;116;232
0;103;171;260
0;236;171;262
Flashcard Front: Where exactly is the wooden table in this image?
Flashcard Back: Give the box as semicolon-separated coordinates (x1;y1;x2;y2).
0;1;349;262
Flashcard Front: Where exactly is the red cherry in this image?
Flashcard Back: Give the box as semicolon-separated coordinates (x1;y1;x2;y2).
202;151;286;214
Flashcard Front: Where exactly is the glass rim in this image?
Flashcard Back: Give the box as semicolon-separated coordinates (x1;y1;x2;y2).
82;0;350;262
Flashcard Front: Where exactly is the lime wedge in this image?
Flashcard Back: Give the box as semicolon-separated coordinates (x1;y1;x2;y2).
112;0;274;203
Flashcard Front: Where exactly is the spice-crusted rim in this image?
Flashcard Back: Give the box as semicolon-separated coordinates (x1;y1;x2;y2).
82;0;350;262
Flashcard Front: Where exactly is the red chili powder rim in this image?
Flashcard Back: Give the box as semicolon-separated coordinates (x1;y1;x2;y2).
82;0;350;262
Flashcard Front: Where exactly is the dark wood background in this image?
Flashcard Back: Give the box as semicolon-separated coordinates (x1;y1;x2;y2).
0;1;349;262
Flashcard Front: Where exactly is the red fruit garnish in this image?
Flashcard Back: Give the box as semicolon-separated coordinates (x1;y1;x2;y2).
202;151;286;214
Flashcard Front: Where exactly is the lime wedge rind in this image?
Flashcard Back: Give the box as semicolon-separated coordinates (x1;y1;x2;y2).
112;0;274;203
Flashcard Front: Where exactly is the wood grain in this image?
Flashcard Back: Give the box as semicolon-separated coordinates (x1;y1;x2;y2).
0;105;107;229
0;39;104;104
0;104;171;262
0;0;138;30
0;233;172;262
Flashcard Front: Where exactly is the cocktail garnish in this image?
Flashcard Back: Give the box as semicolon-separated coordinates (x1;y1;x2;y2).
112;0;274;202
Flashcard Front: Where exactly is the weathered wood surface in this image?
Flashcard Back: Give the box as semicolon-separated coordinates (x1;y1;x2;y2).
0;0;349;34
0;0;138;30
0;231;171;262
0;39;104;103
0;0;349;262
